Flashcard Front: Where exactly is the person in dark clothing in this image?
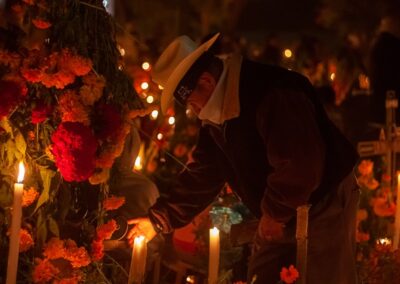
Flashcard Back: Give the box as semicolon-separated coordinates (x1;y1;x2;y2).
368;5;400;126
127;33;360;284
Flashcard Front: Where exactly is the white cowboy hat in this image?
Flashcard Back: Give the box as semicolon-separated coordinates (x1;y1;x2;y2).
151;33;220;114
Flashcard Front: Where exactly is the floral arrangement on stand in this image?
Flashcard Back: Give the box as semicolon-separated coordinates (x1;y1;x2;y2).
0;0;151;283
355;159;400;283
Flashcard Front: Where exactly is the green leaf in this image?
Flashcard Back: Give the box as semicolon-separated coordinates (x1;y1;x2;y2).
0;143;5;161
14;132;26;157
0;119;13;134
58;185;72;223
0;183;12;207
36;211;47;247
34;168;56;213
6;140;16;165
48;217;60;237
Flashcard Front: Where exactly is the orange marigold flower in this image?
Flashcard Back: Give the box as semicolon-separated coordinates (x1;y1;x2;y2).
43;238;66;259
103;195;126;211
79;73;105;106
59;49;92;76
358;160;374;176
41;71;75;89
357;209;368;223
96;219;117;240
95;147;116;168
371;197;396;217
91;239;104;261
21;67;43;83
88;168;110;185
28;131;35;141
64;239;91;268
280;265;299;284
19;228;34;252
58;90;90;125
95;122;131;168
32;258;60;283
357;175;379;190
356;231;370;243
32;18;52;29
22;187;39;207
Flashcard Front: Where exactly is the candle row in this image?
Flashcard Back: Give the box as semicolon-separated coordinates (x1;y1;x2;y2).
6;162;221;284
128;226;220;284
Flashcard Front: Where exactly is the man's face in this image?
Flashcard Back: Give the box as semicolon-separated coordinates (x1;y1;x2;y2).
185;72;216;115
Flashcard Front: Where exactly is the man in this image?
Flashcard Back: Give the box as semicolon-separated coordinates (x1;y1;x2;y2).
127;33;360;284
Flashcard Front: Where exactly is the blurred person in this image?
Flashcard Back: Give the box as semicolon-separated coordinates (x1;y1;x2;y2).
127;33;359;284
367;2;400;127
335;33;370;146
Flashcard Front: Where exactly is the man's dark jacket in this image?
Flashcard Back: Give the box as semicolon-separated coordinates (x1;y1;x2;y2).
149;59;359;233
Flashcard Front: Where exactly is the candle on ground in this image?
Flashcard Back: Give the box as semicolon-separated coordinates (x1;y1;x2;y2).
208;227;220;284
128;235;147;284
6;162;25;284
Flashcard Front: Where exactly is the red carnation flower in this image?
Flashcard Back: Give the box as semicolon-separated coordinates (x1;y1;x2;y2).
51;122;97;182
0;80;25;119
31;101;53;124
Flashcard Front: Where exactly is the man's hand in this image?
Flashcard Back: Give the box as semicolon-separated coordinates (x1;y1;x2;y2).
126;217;158;245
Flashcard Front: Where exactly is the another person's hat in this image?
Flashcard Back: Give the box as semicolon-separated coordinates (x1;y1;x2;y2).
151;33;220;114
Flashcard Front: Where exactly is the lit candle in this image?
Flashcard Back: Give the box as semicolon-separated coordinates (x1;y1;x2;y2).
128;235;147;284
393;174;400;250
6;162;25;284
377;237;392;246
208;227;220;284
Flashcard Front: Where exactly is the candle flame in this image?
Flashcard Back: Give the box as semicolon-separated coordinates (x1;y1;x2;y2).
210;227;219;236
134;156;142;171
134;235;145;245
377;237;392;246
17;161;25;183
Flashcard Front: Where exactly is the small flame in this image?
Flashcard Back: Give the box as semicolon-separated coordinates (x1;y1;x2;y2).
134;156;142;171
17;161;25;183
377;237;392;246
135;235;145;242
210;227;219;236
134;235;145;246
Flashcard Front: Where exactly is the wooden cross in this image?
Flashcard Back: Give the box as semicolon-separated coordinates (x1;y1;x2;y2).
296;205;310;284
357;90;400;249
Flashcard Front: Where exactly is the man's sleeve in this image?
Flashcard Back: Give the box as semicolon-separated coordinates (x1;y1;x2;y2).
149;127;226;233
257;88;326;223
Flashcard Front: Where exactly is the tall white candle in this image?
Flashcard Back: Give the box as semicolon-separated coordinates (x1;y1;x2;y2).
6;162;25;284
393;174;400;250
128;235;147;284
208;227;220;284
